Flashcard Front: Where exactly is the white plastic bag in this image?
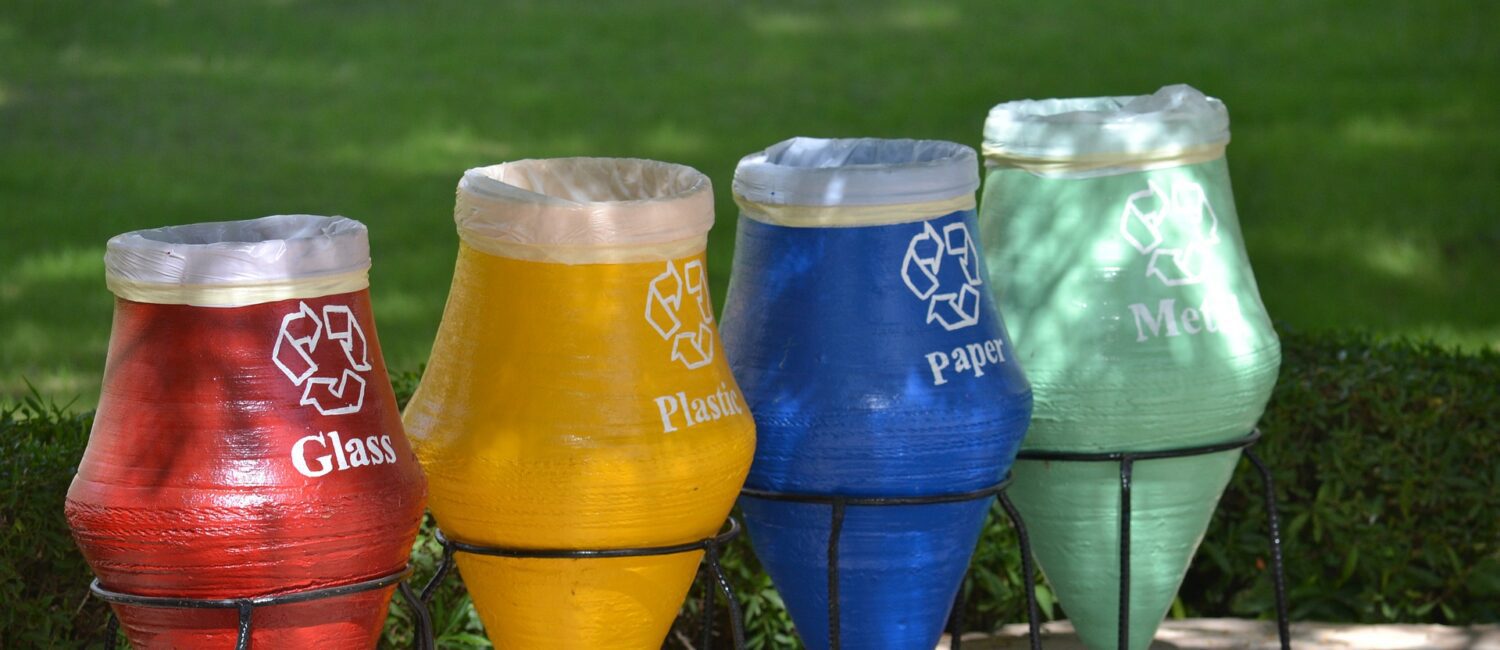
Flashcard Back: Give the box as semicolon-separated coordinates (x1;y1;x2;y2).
104;214;370;307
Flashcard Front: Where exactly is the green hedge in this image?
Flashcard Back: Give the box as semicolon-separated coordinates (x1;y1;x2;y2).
4;329;1496;648
0;390;102;648
1181;330;1500;623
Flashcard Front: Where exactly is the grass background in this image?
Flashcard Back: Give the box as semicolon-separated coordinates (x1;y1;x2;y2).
1;0;1497;406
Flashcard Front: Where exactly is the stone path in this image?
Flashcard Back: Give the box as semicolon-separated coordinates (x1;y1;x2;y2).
937;619;1500;649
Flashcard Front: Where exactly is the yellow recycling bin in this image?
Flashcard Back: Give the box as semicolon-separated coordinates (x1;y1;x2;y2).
403;158;756;648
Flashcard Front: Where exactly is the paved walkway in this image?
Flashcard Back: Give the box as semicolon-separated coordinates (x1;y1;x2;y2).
938;619;1500;649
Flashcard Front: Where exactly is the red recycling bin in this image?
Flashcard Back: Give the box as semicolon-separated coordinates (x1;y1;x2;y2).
65;215;426;648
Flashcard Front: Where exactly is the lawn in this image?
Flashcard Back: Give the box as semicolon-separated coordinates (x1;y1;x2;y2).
1;0;1497;407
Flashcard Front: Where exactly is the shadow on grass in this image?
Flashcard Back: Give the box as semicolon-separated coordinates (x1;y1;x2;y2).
1;0;1498;407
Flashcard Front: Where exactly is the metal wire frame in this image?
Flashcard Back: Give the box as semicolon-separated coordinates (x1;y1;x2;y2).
946;490;1044;650
422;517;747;649
86;430;1289;650
95;563;431;650
739;474;1043;650
1014;429;1291;650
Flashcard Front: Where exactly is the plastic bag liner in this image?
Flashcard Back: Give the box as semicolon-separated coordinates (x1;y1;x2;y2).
733;137;979;227
104;215;370;308
455;157;715;264
983;84;1230;177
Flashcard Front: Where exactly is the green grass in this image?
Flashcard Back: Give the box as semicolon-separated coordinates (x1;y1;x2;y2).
2;0;1497;406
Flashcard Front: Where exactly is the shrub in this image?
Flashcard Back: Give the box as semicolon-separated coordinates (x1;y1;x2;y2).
0;389;107;648
5;330;1496;647
1182;329;1500;624
954;328;1500;634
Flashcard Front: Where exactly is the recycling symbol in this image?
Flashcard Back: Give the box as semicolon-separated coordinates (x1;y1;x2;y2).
901;221;984;331
645;259;715;370
1120;179;1221;287
272;301;372;416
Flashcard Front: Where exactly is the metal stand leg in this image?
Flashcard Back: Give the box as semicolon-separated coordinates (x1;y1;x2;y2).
420;542;457;606
997;492;1043;650
398;579;435;650
948;494;1037;650
1118;457;1134;650
233;601;253;650
950;574;967;650
689;540;747;649
827;500;846;650
416;542;456;650
1246;449;1291;650
705;541;747;647
699;562;715;650
103;612;119;650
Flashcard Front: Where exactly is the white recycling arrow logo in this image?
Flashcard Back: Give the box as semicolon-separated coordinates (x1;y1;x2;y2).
645;259;715;370
1120;179;1221;287
901;221;984;331
272;301;372;415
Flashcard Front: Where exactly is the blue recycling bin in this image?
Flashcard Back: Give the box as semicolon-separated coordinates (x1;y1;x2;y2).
722;137;1034;649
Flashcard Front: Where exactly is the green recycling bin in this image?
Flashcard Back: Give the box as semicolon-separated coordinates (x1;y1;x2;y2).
977;84;1282;650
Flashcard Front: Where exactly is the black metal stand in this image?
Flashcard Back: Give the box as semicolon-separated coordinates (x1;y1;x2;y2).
422;517;747;649
1013;430;1291;650
945;489;1044;650
95;564;431;650
740;474;1042;650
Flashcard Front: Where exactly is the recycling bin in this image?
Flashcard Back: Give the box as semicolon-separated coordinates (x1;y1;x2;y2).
723;137;1033;650
401;158;756;649
66;215;427;648
978;85;1282;650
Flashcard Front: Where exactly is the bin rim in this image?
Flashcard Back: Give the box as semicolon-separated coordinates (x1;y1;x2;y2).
983;84;1230;166
455;157;714;262
733;137;980;208
104;214;370;306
